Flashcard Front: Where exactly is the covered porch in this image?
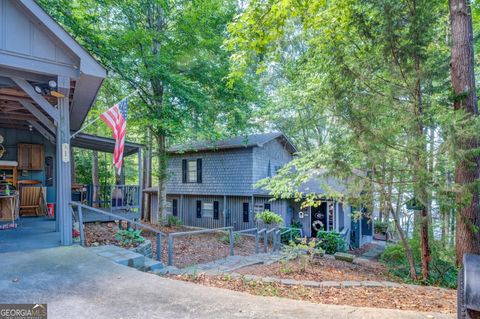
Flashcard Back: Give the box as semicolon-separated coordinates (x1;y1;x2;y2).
0;0;143;252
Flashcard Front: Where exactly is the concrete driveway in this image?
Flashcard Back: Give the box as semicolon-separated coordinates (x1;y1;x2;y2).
0;246;453;319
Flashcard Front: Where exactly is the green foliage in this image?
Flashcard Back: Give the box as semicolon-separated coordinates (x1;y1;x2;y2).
282;238;325;273
374;221;389;234
380;239;458;288
219;232;242;245
255;210;284;225
316;231;346;255
162;215;182;227
115;228;145;247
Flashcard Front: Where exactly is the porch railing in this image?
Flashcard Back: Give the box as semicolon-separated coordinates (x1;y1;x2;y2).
72;184;140;211
70;202;166;262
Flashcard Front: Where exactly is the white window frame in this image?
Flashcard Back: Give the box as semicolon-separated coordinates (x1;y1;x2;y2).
203;202;213;218
187;160;197;183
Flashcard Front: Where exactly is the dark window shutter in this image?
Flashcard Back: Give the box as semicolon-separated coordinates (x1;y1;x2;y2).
213;201;219;220
243;202;249;223
196;200;202;218
264;203;271;211
182;159;187;183
172;199;178;217
197;158;202;183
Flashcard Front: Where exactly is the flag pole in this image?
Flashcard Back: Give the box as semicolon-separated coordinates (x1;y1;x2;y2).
70;88;140;139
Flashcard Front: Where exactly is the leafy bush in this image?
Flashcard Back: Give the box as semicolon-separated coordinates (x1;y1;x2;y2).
316;231;346;254
280;227;302;243
255;210;284;225
291;220;302;229
282;238;325;272
115;228;145;247
166;215;182;227
374;221;389;234
219;232;242;245
380;239;458;288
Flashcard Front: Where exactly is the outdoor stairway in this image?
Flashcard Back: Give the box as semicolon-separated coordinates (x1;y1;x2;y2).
89;245;164;272
155;253;283;276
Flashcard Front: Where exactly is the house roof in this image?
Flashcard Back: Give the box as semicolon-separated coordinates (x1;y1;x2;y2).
71;133;143;156
0;1;107;131
168;132;297;154
297;168;367;196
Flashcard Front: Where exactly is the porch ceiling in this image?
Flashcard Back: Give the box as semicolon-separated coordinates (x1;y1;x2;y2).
0;75;76;136
71;133;144;156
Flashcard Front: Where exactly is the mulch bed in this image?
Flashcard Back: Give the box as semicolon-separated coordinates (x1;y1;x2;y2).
174;273;456;314
236;256;400;283
84;221;267;268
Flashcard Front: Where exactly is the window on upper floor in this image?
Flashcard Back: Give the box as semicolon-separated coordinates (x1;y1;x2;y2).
182;158;202;183
188;160;197;182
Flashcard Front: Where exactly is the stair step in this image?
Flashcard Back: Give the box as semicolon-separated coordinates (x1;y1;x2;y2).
142;257;164;271
90;245;145;269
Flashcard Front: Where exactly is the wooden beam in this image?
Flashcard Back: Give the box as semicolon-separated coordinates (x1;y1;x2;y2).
27;120;56;144
0;112;36;121
11;77;59;122
19;100;55;132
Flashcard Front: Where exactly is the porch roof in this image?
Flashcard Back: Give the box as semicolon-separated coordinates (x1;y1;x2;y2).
71;133;143;156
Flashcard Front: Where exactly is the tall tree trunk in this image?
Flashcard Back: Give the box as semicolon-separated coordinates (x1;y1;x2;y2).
142;127;152;221
155;133;168;224
92;150;99;208
390;192;418;280
449;0;480;266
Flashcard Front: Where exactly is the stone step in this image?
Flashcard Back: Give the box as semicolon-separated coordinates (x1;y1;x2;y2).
142;257;164;272
89;245;145;270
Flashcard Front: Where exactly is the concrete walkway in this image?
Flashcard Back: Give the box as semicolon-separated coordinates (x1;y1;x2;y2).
0;247;453;319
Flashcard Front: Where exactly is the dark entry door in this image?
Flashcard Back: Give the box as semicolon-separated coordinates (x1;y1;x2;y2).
311;202;327;238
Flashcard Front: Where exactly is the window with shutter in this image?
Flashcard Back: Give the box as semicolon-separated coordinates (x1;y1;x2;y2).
196;200;202;218
243;202;249;223
173;199;178;217
264;203;271;211
213;201;219;220
188;160;197;182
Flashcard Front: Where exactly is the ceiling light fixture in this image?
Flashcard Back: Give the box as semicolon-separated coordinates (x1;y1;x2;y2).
48;80;57;88
34;85;42;94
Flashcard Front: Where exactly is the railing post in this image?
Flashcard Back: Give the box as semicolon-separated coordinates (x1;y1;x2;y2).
78;205;85;246
255;229;259;254
273;229;277;254
264;230;268;253
229;227;234;256
168;234;174;266
156;233;161;262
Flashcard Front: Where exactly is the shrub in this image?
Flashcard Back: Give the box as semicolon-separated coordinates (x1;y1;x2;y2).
219;232;242;245
283;238;325;272
316;231;346;254
115;228;145;247
255;210;283;225
380;239;458;288
374;221;389;234
166;215;182;227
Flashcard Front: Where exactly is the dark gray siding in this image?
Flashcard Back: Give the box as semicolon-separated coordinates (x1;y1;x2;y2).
166;148;253;196
252;139;293;195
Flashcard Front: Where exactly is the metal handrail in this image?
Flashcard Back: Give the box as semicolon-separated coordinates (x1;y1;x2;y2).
70;202;166;262
234;228;261;254
167;226;234;266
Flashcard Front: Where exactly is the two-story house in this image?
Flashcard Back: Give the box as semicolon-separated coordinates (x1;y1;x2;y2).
144;132;373;248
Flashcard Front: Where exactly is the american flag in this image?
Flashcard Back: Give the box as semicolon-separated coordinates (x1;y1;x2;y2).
100;98;128;175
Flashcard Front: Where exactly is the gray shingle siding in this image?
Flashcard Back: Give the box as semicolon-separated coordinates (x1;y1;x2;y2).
166;148;253;196
252;139;293;195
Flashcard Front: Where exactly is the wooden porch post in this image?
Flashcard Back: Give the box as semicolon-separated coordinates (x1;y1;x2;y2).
138;148;143;218
56;75;72;245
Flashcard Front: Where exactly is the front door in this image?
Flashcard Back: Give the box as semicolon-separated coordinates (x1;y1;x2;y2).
311;202;327;238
